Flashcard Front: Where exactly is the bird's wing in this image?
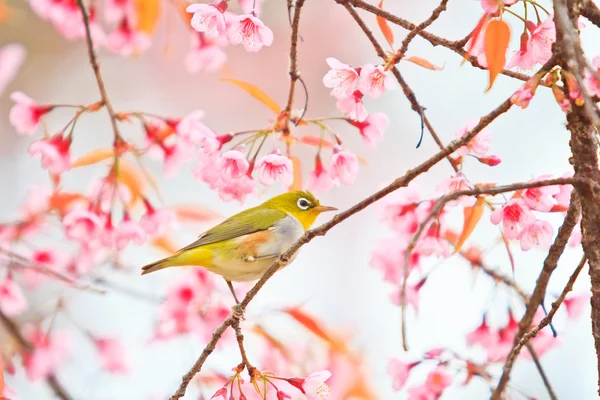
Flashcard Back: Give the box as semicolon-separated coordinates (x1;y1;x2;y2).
177;207;287;252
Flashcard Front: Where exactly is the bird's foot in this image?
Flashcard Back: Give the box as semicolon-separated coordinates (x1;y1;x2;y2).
232;304;245;320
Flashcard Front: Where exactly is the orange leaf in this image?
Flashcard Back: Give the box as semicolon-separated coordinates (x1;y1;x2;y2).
405;56;443;71
500;229;516;273
463;13;490;65
134;0;161;34
149;235;180;254
171;205;221;223
72;148;114;168
376;0;394;47
289;155;302;191
113;159;145;206
299;135;335;149
49;192;88;215
0;357;5;398
454;197;485;254
283;307;346;352
252;325;292;361
483;19;510;91
220;78;281;114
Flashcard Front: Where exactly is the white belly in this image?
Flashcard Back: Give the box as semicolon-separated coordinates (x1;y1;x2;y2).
213;214;305;282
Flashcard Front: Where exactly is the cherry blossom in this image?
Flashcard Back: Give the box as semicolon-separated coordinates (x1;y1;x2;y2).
219;149;250;180
113;215;146;250
336;90;367;122
349;112;389;148
185;36;227;73
0;43;26;96
390;281;422;312
564;294;590;319
518;220;554;251
307;155;334;192
140;202;174;236
9;91;52;134
255;151;294;188
28;134;72;174
358;64;395;99
481;0;517;14
509;16;556;70
209;387;228;399
584;56;600;97
490;199;535;239
455;118;492;157
23;327;71;381
218;175;255;203
25;248;67;288
388;358;413;390
322;58;359;99
466;318;498;348
0;277;27;316
95;338;129;374
511;83;535;108
424;367;452;395
227;14;274;52
63;208;103;242
521;176;560;211
329;148;359;185
435;172;476;206
288;370;331;400
104;0;134;24
106;19;151;57
187;3;227;38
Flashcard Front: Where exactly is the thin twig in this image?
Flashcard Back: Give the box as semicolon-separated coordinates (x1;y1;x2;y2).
401;177;588;351
396;0;449;60
0;310;73;400
76;0;123;143
491;192;582;399
169;94;516;399
525;343;558;400
232;318;256;377
283;0;306;134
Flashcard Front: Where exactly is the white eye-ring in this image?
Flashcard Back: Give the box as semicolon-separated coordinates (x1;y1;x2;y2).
297;198;311;210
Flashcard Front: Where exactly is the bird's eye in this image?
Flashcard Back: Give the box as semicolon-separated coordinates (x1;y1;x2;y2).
297;198;311;210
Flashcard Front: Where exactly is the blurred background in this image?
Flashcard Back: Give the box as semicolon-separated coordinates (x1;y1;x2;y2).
0;0;598;399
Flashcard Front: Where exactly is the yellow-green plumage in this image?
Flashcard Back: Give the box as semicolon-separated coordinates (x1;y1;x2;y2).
141;191;336;281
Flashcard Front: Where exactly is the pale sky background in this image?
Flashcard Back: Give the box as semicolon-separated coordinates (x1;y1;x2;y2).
1;0;599;399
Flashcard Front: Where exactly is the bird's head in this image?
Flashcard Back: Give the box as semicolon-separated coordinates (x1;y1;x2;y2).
263;190;337;230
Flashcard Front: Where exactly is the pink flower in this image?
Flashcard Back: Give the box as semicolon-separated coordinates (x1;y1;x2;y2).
63;208;103;242
185;36;227;73
329;148;359;185
528;16;556;66
322;57;359;99
307;155;334;192
518;220;554;251
424;367;452;395
564;293;589;319
388;358;413;390
104;0;134;23
255;151;294;187
336;90;367;122
481;0;517;14
466;318;498;348
171;110;216;146
407;384;437;400
455;118;492;157
209;387;228;399
163;141;195;178
140;205;174;236
219;149;249;180
358;64;395;99
227;14;273;52
113;216;146;250
187;3;227;38
390;282;422;312
23;328;71;381
0;277;27;316
350;112;389;148
288;370;331;400
218;175;255;203
371;239;420;284
490;199;535;239
106;19;151;56
0;44;26;96
435;172;476;206
522;177;560;211
28;134;72;174
9;91;52;135
95;338;129;374
415;235;451;258
511;83;535;108
584;56;600;97
25;248;67;288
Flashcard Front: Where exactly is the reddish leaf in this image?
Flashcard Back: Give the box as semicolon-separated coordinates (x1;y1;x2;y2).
376;0;394;47
221;78;281;114
454;197;485;254
171;205;221;223
72;148;114;168
0;357;5;398
113;159;145;206
49;192;88;215
463;13;490;65
405;56;443;71
134;0;161;34
252;325;292;361
500;230;516;273
150;235;179;255
483;19;510;91
289;155;302;191
299;135;335;149
283;307;346;352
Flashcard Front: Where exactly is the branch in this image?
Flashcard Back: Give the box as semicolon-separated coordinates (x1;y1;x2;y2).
0;310;73;400
342;3;457;167
339;0;535;83
76;0;123;143
232;319;256;377
491;191;582;400
525;342;558;400
283;0;306;134
396;0;449;59
401;177;588;350
582;0;600;28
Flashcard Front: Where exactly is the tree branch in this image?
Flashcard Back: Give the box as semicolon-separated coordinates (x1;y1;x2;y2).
491;192;582;399
582;0;600;28
0;310;73;400
396;0;449;60
283;0;306;134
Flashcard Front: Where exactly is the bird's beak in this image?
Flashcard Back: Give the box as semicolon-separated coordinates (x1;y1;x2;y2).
315;205;338;213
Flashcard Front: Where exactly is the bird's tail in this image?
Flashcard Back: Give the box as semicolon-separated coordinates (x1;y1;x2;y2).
141;255;177;275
